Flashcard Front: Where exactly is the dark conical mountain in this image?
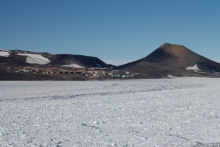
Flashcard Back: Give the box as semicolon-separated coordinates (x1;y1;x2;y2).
117;43;220;78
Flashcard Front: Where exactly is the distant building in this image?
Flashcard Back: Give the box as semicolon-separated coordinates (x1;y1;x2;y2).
111;74;121;78
111;70;120;74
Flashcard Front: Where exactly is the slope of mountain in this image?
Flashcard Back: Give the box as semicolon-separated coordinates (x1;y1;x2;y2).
117;43;220;78
1;44;220;79
0;49;114;68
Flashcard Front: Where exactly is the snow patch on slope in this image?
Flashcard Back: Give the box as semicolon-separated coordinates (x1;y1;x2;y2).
0;49;10;57
186;64;201;71
18;53;50;65
167;74;175;78
62;64;85;68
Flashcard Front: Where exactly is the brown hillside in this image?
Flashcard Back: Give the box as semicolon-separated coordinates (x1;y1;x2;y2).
117;43;220;78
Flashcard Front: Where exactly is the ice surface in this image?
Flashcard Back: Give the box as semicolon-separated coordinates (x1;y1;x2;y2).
61;64;85;68
1;78;220;147
17;53;50;65
186;64;201;71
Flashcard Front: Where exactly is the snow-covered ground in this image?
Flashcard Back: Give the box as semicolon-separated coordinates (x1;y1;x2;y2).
17;53;50;65
1;78;220;147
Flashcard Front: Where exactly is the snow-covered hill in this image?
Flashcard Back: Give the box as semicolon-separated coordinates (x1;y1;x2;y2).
0;49;113;68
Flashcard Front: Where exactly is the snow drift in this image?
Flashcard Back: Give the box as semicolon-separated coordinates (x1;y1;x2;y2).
61;64;85;68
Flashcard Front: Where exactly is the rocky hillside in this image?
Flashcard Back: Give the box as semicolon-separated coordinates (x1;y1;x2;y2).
117;43;220;78
0;49;114;68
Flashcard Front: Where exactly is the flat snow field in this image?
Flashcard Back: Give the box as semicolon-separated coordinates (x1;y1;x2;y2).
1;78;220;147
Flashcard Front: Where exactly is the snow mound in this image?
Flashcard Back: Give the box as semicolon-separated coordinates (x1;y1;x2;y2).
167;74;175;78
186;64;201;71
62;64;85;68
0;49;10;57
18;53;50;65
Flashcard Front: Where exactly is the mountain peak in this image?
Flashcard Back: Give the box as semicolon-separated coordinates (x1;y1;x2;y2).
157;43;191;55
161;43;173;47
159;43;185;49
159;43;176;48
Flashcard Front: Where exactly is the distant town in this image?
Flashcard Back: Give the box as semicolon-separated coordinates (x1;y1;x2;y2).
2;65;138;80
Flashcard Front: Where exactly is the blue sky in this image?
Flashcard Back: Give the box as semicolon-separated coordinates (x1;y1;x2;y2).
0;0;220;65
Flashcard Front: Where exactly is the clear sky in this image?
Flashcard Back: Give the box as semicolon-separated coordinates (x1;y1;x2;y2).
0;0;220;65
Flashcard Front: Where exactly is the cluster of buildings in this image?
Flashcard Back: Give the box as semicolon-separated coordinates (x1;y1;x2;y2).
3;66;138;79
